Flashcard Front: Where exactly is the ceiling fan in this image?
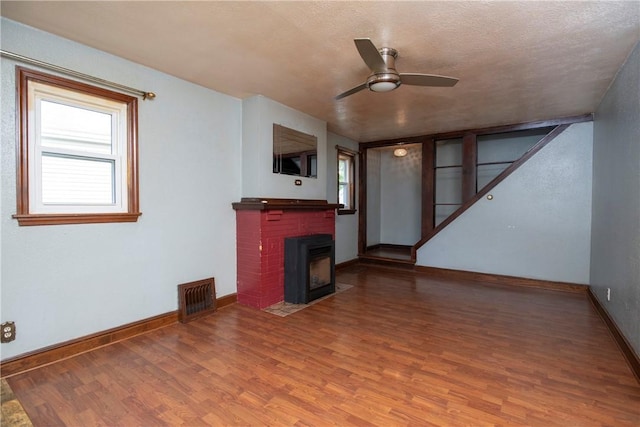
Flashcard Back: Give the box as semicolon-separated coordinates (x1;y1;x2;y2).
335;38;459;100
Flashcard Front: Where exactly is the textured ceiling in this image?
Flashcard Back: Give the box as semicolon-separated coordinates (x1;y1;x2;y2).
1;1;639;142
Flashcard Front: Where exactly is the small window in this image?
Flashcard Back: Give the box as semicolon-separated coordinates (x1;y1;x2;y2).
14;67;140;226
337;146;357;215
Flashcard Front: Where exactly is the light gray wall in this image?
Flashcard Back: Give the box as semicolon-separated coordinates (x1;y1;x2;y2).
242;95;327;200
1;19;242;359
591;41;640;355
365;144;422;247
418;122;593;284
379;144;422;245
327;133;359;263
366;150;381;246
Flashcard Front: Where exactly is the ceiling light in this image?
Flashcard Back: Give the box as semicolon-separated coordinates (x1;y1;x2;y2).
367;73;401;93
394;148;408;157
370;81;399;92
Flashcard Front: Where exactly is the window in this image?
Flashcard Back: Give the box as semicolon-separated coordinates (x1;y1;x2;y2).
337;146;357;215
14;67;140;226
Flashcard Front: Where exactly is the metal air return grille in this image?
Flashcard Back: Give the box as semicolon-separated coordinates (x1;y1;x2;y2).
178;278;216;323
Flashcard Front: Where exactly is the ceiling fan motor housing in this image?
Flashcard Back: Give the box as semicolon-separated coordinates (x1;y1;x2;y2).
367;47;401;91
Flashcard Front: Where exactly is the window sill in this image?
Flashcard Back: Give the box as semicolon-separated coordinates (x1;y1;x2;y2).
13;212;142;226
337;209;357;216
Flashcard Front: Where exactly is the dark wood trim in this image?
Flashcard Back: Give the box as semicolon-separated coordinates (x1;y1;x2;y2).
421;138;435;237
232;198;340;211
376;243;412;251
360;114;593;148
216;293;237;309
337;147;356;213
127;94;140;215
587;289;640;383
415;265;588;293
0;311;178;378
14;67;140;227
13;212;142;226
361;135;431;149
414;124;570;249
16;67;29;217
461;133;477;201
357;150;367;255
335;258;359;270
0;292;236;378
335;145;359;156
430;114;593;140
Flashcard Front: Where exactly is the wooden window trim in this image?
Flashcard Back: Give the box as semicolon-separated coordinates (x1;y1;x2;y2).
336;145;357;215
337;209;357;216
13;67;141;226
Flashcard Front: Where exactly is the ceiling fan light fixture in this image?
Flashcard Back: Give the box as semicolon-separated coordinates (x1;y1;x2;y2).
370;81;399;92
334;38;459;100
367;73;401;92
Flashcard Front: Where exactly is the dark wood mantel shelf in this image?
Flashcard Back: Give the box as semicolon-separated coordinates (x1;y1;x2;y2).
232;198;341;211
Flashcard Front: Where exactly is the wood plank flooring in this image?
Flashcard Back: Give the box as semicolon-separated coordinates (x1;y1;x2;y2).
6;265;640;426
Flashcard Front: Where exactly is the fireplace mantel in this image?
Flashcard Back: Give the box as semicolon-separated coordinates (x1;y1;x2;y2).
232;198;341;211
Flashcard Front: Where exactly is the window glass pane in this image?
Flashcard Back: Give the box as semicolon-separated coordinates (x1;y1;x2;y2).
40;100;112;155
477;127;552;164
435;138;462;167
337;150;355;211
338;158;347;182
338;183;347;207
477;163;510;189
435;204;460;226
435;166;462;204
41;154;114;204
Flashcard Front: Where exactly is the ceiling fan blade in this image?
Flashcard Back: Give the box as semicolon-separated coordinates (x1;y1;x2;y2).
354;38;386;73
335;82;368;100
400;73;459;87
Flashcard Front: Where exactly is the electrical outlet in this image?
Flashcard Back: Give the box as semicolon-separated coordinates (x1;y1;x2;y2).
607;288;611;302
1;321;16;343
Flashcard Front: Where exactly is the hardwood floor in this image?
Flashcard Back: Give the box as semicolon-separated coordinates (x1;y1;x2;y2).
6;265;640;426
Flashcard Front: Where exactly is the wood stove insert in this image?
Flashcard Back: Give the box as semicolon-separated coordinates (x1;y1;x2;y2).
284;234;335;304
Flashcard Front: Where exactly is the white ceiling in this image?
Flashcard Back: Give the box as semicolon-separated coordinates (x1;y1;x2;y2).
2;1;639;142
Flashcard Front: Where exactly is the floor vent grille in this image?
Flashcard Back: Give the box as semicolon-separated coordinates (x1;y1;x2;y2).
178;278;216;323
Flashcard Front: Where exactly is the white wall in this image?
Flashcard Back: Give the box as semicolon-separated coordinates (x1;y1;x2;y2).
417;122;593;284
365;144;422;247
366;150;381;246
379;144;422;245
242;95;327;200
327;133;359;263
591;41;640;355
0;19;242;359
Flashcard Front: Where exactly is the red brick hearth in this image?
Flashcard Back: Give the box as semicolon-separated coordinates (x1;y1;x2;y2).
232;198;339;309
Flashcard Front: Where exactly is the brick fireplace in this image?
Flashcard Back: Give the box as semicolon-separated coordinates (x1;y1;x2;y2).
232;198;339;309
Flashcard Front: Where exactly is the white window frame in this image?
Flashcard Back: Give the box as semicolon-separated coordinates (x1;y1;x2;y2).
14;67;140;226
28;82;129;214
